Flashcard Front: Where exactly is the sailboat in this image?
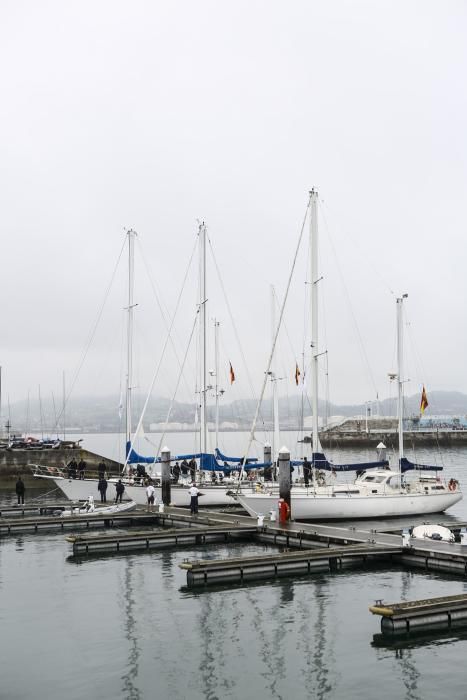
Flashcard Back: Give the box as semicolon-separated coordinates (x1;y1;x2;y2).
236;190;462;520
33;226;260;507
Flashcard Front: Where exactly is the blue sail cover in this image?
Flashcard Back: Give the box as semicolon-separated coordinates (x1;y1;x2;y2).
126;443;259;472
311;452;389;472
400;457;443;473
215;448;258;464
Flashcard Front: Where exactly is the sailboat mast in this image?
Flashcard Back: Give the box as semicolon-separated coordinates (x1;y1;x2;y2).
199;222;207;457
310;189;320;456
396;294;407;464
271;285;280;460
126;229;137;446
214;319;220;448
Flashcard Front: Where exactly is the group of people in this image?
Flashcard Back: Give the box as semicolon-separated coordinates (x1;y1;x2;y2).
67;458;88;480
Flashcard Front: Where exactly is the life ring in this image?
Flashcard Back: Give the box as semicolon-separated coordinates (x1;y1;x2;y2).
448;480;458;491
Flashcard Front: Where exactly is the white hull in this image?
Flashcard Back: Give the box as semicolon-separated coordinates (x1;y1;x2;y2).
236;490;463;520
34;474;239;507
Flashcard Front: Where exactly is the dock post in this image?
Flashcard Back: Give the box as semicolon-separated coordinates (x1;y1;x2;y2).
278;445;291;520
161;446;171;506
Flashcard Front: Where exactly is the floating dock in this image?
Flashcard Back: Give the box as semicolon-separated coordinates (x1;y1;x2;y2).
0;510;159;534
370;593;467;634
180;543;401;586
67;525;257;555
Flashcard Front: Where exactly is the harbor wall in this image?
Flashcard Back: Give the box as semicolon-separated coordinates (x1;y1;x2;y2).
308;431;467;448
0;448;122;478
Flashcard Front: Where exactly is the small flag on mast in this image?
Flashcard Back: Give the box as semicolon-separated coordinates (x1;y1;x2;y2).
295;363;301;386
229;362;235;384
420;386;429;414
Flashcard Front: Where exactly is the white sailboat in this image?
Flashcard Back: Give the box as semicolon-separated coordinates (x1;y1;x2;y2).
33;226;253;508
236;190;462;520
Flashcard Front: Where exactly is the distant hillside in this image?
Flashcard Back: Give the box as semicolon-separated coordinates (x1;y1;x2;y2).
3;390;467;434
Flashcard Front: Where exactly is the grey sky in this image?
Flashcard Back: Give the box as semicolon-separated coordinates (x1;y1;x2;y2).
1;1;466;412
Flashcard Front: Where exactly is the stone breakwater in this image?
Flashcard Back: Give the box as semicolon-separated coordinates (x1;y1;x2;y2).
0;448;122;478
302;430;467;448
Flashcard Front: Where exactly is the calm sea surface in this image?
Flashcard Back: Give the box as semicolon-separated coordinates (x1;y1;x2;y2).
2;433;467;699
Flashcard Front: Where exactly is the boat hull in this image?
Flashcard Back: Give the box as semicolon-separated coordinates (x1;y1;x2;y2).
236;490;463;520
33;474;238;507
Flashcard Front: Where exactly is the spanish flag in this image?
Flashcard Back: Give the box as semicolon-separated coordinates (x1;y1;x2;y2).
420;386;429;414
295;363;301;386
229;362;235;384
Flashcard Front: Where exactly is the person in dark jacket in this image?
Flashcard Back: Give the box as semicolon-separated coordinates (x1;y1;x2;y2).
115;480;125;503
68;458;78;479
98;461;106;480
15;477;25;505
98;477;108;503
172;462;181;484
78;459;86;480
188;458;197;482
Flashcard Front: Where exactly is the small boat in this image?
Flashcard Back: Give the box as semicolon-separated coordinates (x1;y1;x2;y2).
411;524;455;542
58;496;137;517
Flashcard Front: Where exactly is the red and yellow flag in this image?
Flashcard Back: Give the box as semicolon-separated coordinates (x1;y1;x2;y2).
229;362;235;385
420;386;429;414
295;363;301;386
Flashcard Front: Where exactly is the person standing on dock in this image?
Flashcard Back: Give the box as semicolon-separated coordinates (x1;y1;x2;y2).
78;459;86;480
15;476;25;505
189;483;200;515
115;479;125;503
98;460;106;479
98;477;108;503
146;483;156;511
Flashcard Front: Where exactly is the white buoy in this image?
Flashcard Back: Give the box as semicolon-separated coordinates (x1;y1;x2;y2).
158;503;165;513
269;509;277;522
460;529;467;546
257;513;265;527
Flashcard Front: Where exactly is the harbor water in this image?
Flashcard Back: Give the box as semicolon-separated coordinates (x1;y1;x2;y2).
2;434;467;699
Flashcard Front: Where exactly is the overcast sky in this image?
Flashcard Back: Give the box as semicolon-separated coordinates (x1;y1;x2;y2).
1;1;466;415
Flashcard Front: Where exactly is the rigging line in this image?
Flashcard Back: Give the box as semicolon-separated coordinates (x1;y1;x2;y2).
53;235;127;432
207;235;262;408
122;289;198;473
237;194;311;488
155;312;199;458
207;234;268;435
319;198;397;298
319;201;380;401
136;235;198;399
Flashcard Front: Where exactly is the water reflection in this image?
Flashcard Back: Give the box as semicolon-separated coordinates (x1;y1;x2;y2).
120;559;142;700
15;535;24;552
372;628;467;651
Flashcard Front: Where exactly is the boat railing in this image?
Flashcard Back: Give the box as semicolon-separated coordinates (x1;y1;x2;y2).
30;464;66;478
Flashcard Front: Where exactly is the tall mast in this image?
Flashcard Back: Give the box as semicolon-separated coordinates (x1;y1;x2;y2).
396;294;407;466
214;319;220;448
310;188;320;456
126;229;137;447
199;222;208;456
270;285;280;461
